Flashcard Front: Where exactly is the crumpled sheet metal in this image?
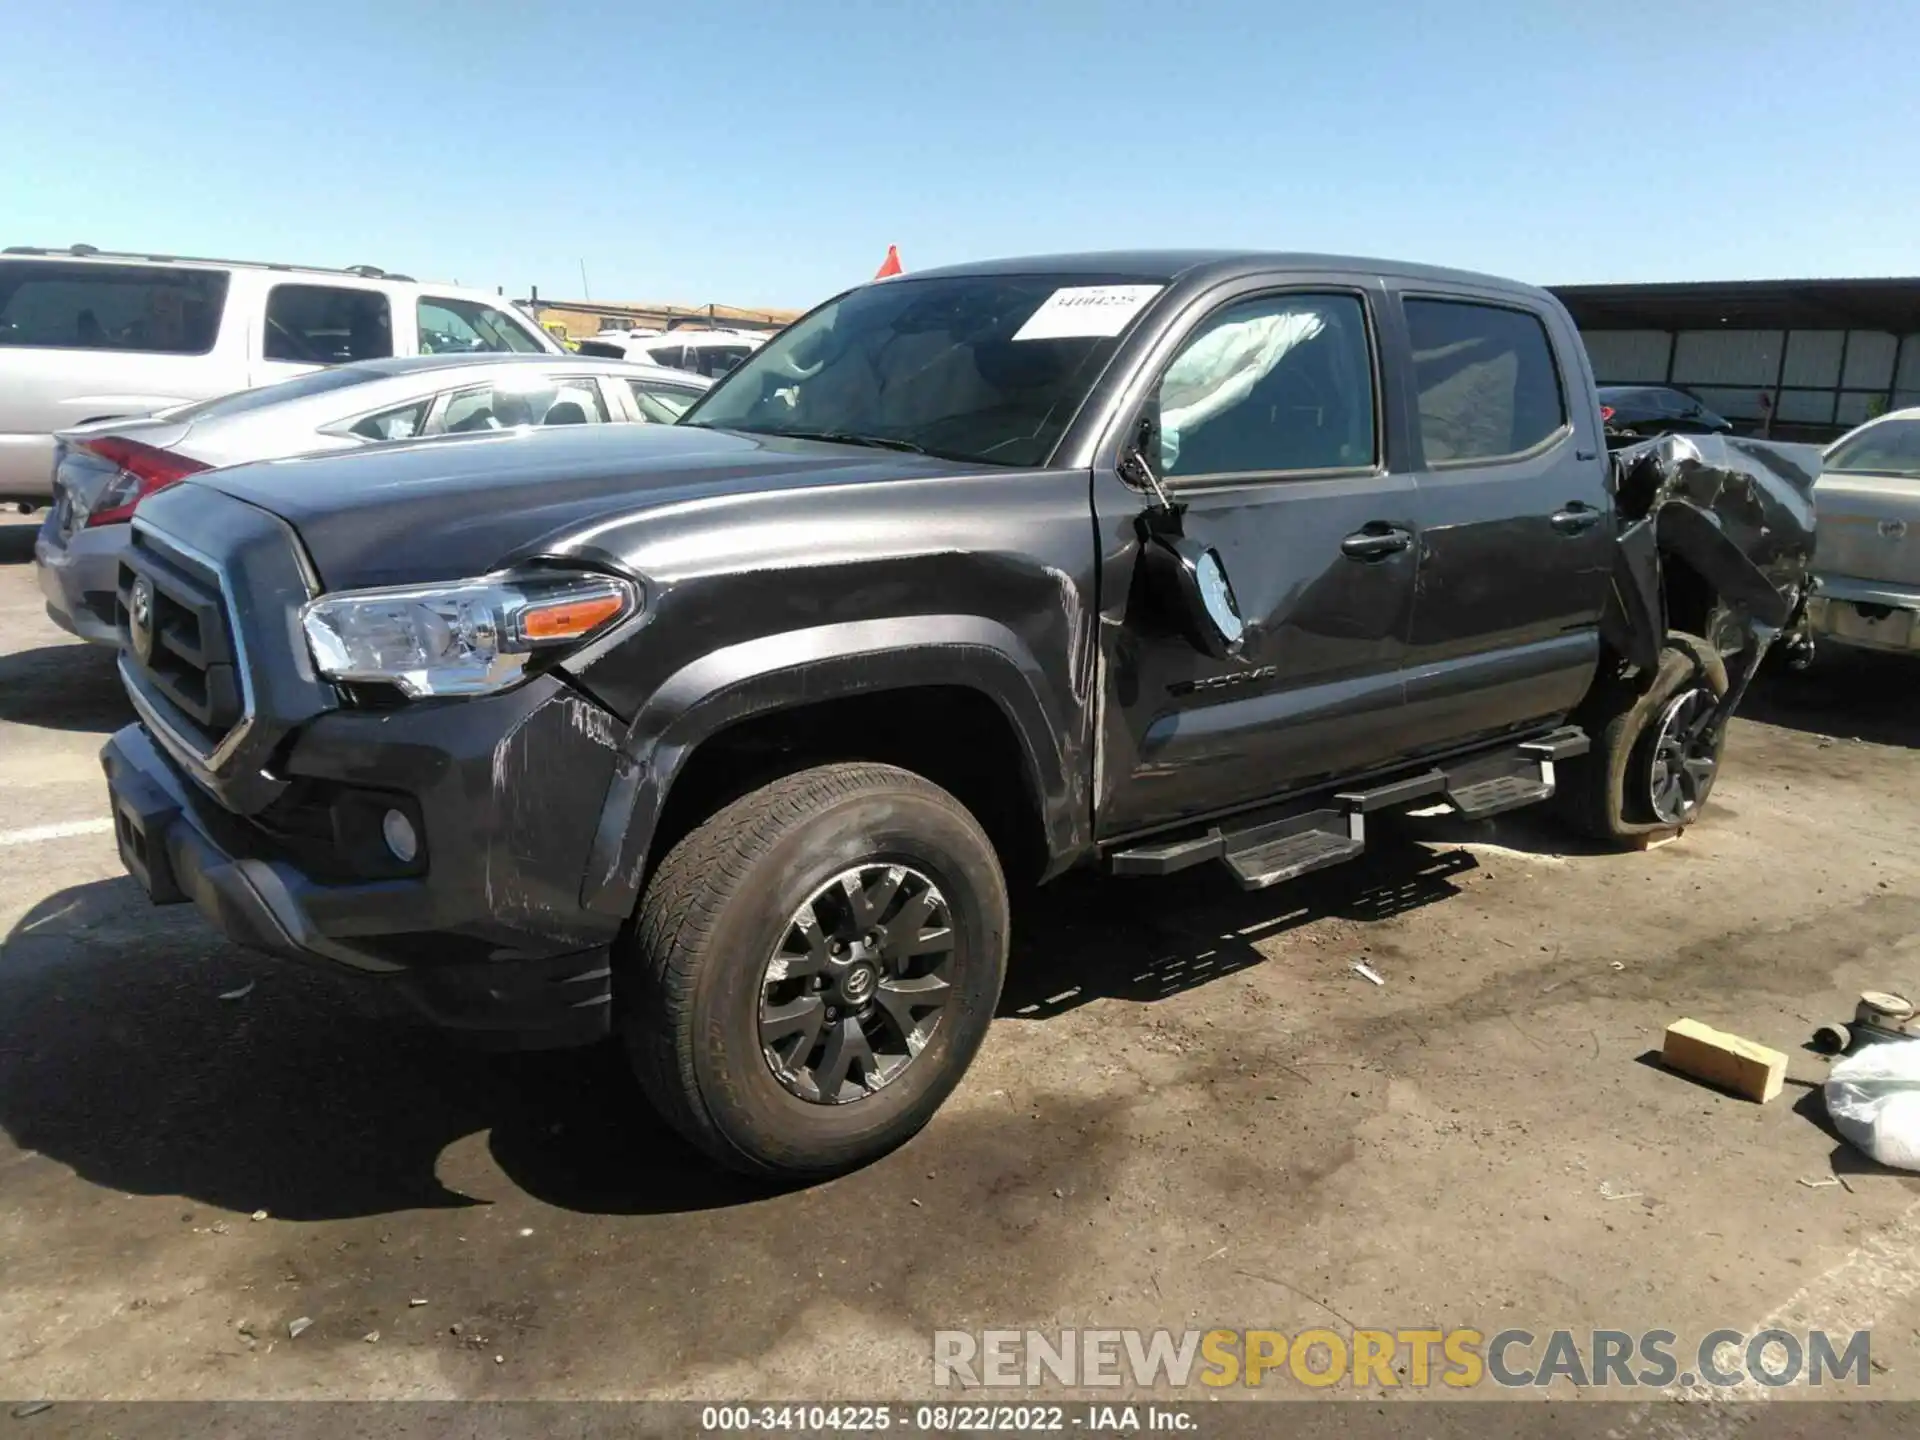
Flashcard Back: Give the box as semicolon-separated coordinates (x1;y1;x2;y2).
1605;433;1818;660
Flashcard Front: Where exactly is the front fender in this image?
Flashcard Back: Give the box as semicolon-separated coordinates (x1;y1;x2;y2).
577;615;1083;918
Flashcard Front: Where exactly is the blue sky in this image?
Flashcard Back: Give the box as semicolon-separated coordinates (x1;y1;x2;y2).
4;0;1915;309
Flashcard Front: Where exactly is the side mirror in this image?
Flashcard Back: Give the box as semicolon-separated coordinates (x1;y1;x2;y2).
1123;410;1246;659
1142;531;1246;660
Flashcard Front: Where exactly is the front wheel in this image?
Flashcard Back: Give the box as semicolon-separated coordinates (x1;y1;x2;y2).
621;763;1009;1179
1557;631;1730;843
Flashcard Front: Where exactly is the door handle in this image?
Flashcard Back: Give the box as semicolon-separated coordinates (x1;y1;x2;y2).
1550;503;1602;535
1340;526;1414;561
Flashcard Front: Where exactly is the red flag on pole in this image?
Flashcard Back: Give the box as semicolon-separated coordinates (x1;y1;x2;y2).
874;245;903;279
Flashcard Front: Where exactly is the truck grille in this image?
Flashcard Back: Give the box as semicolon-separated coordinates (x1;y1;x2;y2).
117;525;245;751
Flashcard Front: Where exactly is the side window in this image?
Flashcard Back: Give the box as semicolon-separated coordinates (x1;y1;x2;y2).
0;261;228;354
264;285;392;364
349;400;430;442
417;296;544;354
628;381;701;423
1154;293;1376;478
441;376;610;432
643;344;687;371
696;345;751;377
1404;298;1567;464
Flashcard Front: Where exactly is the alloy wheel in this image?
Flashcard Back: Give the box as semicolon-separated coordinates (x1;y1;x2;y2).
1647;686;1719;825
759;863;956;1104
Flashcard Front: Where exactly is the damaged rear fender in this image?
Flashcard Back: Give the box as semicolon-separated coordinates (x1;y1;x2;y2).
1601;433;1818;668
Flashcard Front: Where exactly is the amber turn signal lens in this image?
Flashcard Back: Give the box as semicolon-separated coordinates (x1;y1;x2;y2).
521;592;625;642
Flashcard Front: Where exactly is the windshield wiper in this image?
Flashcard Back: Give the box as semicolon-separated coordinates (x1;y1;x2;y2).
762;428;928;454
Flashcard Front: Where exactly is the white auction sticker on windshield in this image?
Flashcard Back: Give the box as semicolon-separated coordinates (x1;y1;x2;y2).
1012;285;1164;341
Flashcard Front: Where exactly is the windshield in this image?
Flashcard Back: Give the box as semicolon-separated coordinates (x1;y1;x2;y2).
1827;417;1920;478
680;273;1164;466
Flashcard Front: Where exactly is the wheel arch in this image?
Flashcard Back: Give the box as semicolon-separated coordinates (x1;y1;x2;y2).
1600;504;1790;679
579;618;1090;918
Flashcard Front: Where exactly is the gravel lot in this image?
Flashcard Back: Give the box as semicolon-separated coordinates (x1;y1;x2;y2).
3;509;1918;1405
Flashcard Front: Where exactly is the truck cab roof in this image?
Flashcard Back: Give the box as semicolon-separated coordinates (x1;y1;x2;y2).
901;249;1553;302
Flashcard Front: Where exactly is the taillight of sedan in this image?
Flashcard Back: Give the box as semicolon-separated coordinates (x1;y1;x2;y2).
77;437;211;528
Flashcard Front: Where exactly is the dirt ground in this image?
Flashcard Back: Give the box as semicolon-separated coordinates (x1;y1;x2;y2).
3;509;1919;1407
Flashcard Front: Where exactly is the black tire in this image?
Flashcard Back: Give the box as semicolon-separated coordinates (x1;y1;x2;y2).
1557;631;1730;843
621;762;1009;1179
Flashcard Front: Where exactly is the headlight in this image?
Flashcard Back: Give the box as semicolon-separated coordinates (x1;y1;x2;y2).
300;571;637;698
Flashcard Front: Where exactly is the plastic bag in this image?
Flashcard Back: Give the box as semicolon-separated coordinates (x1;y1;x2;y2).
1824;1037;1920;1172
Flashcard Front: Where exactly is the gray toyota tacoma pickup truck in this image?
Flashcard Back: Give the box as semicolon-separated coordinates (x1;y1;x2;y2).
99;251;1817;1178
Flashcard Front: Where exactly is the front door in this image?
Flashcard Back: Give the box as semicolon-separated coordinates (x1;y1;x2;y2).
1094;284;1422;839
1389;289;1615;753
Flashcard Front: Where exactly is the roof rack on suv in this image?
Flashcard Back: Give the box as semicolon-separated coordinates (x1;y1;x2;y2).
1;244;415;283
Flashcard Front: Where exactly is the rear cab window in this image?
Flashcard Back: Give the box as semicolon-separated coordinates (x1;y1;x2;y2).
1404;297;1568;463
0;260;228;354
264;285;393;363
418;297;545;355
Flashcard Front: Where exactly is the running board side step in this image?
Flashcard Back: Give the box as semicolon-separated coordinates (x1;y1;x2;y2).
1223;810;1363;889
1108;725;1589;891
1445;726;1590;818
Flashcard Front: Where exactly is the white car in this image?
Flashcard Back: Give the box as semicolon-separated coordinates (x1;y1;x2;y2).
33;353;708;645
0;244;562;505
1807;406;1920;656
621;327;769;378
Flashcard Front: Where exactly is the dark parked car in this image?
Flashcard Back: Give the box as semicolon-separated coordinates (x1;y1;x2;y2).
99;251;1816;1179
1599;385;1734;443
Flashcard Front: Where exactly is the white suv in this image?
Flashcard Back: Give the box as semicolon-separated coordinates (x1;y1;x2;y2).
0;245;561;504
621;328;769;379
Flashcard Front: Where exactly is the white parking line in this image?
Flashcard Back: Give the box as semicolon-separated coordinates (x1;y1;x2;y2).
0;818;114;847
1611;1195;1920;1433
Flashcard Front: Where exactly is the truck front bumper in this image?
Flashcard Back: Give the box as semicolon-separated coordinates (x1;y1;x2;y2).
100;678;631;1049
1807;576;1920;656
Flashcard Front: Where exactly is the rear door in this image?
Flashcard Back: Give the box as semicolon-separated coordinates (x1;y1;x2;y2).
1388;287;1613;753
253;281;395;387
1095;278;1422;838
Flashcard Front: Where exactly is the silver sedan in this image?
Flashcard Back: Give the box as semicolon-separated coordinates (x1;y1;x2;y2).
34;353;708;644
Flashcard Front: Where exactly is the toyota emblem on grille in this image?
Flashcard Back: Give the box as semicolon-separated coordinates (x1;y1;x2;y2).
1880;518;1908;540
128;575;156;663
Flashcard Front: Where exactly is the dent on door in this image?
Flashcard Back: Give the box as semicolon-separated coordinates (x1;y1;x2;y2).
1102;482;1420;831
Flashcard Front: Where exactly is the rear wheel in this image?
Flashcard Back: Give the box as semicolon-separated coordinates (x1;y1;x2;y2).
1557;631;1729;842
621;763;1008;1179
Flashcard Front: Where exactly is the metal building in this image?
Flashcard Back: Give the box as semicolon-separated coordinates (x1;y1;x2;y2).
1551;279;1920;443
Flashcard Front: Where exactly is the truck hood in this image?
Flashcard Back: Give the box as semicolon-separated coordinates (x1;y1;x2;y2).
187;424;980;590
